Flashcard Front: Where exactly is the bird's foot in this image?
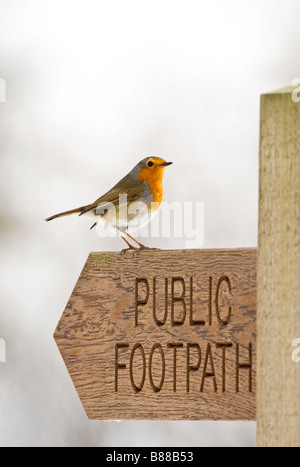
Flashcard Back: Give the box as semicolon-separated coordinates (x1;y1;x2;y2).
120;233;160;253
138;244;160;251
121;236;138;255
121;245;159;254
120;236;139;255
121;246;139;256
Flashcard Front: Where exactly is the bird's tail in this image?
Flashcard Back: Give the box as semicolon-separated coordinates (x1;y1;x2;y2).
45;205;88;222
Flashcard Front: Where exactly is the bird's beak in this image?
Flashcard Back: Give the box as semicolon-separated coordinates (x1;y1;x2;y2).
160;161;173;167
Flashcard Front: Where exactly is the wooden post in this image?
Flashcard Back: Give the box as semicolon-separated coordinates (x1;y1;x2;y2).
257;86;300;447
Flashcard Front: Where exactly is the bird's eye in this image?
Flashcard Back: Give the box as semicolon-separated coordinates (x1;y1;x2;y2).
147;161;154;167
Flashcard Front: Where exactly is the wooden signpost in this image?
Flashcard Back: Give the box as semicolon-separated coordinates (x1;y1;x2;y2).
54;85;300;446
54;249;256;420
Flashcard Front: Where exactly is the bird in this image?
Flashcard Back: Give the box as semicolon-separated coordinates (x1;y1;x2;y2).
45;156;173;251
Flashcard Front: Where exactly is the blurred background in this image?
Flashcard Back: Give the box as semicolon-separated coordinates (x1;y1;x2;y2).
0;0;299;447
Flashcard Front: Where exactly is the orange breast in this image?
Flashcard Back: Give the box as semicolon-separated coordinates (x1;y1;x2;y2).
148;180;163;205
138;168;164;205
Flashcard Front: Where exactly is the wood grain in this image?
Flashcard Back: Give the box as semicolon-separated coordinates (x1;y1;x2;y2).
257;87;300;446
54;249;256;420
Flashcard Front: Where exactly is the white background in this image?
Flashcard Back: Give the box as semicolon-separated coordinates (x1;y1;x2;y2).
0;0;299;447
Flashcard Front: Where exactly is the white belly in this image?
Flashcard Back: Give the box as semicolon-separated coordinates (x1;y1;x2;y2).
91;201;160;236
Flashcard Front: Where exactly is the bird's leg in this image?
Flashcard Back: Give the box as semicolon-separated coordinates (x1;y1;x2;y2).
120;236;138;254
117;227;159;252
124;232;160;251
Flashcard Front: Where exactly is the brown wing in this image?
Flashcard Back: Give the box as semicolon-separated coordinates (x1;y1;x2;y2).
79;175;146;216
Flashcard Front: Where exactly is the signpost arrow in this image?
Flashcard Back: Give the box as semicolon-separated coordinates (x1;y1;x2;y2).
54;249;256;420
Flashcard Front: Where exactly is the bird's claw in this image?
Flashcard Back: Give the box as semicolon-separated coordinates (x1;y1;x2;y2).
121;246;139;255
138;245;160;251
121;245;160;255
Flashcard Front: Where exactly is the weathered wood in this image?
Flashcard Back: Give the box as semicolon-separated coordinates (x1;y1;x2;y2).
257;86;300;447
54;249;256;420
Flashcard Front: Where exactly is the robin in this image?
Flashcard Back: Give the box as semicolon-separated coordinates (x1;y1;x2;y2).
46;156;173;251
